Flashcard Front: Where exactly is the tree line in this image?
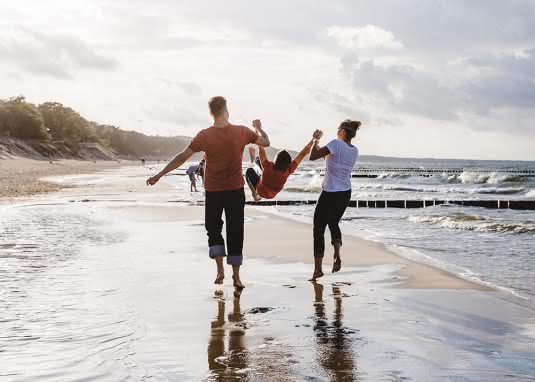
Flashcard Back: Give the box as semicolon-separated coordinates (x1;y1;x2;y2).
0;96;189;159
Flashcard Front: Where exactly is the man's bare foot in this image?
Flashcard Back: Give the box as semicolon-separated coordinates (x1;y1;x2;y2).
308;270;324;281
332;257;341;273
214;271;224;284
214;257;224;284
232;275;245;289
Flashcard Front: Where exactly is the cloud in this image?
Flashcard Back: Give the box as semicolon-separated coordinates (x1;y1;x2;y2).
340;48;535;134
0;29;118;79
312;89;371;122
459;49;535;111
346;58;458;120
326;25;404;50
144;104;208;128
157;79;202;96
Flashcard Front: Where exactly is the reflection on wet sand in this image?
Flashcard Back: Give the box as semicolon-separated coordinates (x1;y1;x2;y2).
207;290;248;381
312;283;359;381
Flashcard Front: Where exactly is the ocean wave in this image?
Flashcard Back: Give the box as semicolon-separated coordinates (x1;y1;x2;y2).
374;171;528;186
526;190;535;199
352;184;526;195
459;172;526;185
408;214;535;234
471;186;526;195
285;174;323;193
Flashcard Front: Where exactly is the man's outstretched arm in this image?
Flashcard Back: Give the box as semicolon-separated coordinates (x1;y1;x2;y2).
252;119;270;147
146;147;195;185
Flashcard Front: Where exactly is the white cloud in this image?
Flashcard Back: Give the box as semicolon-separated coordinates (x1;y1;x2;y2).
326;24;404;50
0;28;117;79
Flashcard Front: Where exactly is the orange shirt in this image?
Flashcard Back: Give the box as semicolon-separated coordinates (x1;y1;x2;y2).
189;124;257;192
257;160;298;199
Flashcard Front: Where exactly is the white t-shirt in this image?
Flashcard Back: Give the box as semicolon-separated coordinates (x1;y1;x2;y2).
322;139;359;192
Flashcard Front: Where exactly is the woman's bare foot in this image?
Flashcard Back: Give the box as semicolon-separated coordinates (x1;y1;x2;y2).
308;270;324;281
232;275;245;289
332;242;342;273
332;257;341;273
309;256;324;281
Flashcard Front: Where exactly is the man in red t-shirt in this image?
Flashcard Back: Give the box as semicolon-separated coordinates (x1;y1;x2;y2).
146;96;270;289
245;138;314;201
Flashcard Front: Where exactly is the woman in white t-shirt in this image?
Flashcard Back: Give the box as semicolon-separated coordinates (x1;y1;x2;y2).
308;120;360;281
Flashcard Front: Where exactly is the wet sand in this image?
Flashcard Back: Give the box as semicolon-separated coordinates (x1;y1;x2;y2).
0;158;125;199
1;168;534;381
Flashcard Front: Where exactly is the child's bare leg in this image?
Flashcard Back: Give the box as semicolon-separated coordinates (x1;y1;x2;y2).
214;256;224;284
245;169;262;202
248;146;256;164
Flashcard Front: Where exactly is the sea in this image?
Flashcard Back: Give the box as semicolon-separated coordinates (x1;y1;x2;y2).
172;156;535;301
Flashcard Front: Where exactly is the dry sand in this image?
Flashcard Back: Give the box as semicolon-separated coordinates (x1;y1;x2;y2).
0;158;125;199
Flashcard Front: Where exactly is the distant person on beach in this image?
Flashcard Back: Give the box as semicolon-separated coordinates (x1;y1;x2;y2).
146;96;270;288
186;163;200;192
245;139;315;201
198;158;205;186
308;120;360;281
141;158;146;166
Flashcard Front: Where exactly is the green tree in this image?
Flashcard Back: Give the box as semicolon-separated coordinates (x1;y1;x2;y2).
38;102;93;145
0;96;48;139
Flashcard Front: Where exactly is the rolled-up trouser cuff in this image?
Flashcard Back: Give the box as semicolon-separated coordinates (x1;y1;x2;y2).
227;255;243;266
313;252;325;258
331;239;342;247
209;245;226;259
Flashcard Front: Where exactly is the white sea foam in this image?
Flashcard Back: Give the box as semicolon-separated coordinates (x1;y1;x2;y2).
351;183;526;195
284;173;323;193
373;171;527;185
408;213;535;234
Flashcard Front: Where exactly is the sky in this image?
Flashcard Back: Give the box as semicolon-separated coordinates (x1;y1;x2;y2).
1;0;534;160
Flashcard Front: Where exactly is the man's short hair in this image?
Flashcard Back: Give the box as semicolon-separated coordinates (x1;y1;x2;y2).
274;150;292;171
208;96;227;117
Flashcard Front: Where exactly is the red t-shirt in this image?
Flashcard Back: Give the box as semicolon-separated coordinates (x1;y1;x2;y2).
189;124;257;192
257;160;298;199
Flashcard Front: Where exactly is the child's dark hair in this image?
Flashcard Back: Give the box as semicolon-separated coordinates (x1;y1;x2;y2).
339;119;361;139
274;150;292;171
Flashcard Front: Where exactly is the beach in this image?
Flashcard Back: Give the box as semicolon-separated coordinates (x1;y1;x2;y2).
0;158;125;199
1;165;534;381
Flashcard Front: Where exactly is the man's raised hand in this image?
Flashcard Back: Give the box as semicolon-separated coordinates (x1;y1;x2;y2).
252;119;262;131
146;175;160;186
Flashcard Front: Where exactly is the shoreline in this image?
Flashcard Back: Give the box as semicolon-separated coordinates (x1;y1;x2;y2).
0;157;130;200
0;160;516;295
